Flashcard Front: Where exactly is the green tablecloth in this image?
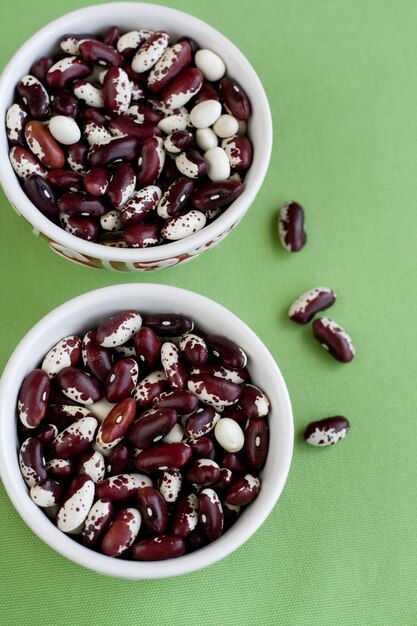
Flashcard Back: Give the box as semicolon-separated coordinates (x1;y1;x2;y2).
1;1;416;624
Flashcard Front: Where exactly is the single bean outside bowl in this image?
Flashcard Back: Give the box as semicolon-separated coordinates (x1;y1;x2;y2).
0;3;272;272
0;284;293;579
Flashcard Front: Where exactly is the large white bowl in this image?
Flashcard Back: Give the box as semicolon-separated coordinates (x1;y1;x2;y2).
0;284;293;579
0;3;272;272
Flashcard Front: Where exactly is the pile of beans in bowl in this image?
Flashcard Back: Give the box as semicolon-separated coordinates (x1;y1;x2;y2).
17;310;269;560
6;26;253;248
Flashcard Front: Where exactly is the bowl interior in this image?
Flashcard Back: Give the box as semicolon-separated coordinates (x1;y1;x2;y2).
0;3;272;262
0;285;292;578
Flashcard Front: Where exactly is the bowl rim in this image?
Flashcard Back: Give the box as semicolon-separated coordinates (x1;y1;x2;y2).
0;2;273;262
0;284;293;579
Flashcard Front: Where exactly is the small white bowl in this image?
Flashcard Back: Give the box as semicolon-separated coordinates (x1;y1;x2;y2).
0;3;272;272
0;284;293;579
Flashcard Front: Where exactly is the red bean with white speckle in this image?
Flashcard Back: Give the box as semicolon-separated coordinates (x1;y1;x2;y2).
278;201;307;252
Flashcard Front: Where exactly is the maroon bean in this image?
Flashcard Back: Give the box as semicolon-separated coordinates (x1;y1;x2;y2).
82;498;114;547
163;67;203;108
192;362;248;385
31;423;58;447
138;137;165;186
96;473;152;502
289;287;337;324
51;416;98;459
206;335;247;370
219;77;250;120
104;26;121;47
225;474;260;506
127;103;162;124
58;192;107;217
104;358;138;403
101;508;141;557
17;75;50;119
199;488;223;541
312;318;355;362
185;406;220;439
23;175;58;220
88;136;138;166
221;453;249;475
175;149;208;179
179;333;208;368
148;41;193;93
304;416;350;446
186;529;208;552
191;81;219;106
135;442;192;472
18;369;50;429
108;115;161;141
132;535;185;560
278;201;306;252
5;103;27;146
244;418;269;470
211;467;233;496
239;384;269;419
134;327;161;370
188;436;216;460
157;177;194;219
106;442;131;475
222;135;252;170
103;67;131;115
80;107;108;126
59;33;98;54
160;342;188;390
171;493;199;537
127;408;177;449
96;310;142;348
50;89;79;117
45;404;94;431
96;398;137;452
223;502;240;530
47;56;93;89
67;141;88;174
107;162;136;208
152;390;199;414
187;374;241;407
133;371;168;408
47;169;83;191
83;167;109;196
19;438;47;487
191;180;244;210
30;56;54;82
144;314;194;337
81;330;113;382
46;458;72;481
137;486;168;533
124;222;160;248
57;367;101;404
185;458;220;487
78;39;124;67
222;406;247;427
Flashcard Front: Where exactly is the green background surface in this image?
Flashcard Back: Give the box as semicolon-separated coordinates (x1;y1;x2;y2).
0;0;416;624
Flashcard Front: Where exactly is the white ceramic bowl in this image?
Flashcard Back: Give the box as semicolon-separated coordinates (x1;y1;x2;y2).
0;284;293;579
0;3;272;272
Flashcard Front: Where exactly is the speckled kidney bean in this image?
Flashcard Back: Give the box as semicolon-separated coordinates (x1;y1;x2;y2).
30;56;54;82
107;162;136;207
83;167;109;196
160;342;188;390
57;367;101;404
82;497;114;547
101;507;141;557
102;67;131;115
191;180;244;210
188;435;216;460
59;213;100;242
161;209;206;241
158;468;182;503
244;418;269;470
47;168;83;191
179;333;208;367
162;67;203;108
25;120;65;169
30;478;64;507
192;362;248;385
56;473;95;533
6;103;27;145
96;310;142;348
51;416;98;459
47;57;92;89
132;370;168;407
164;130;193;155
133;327;160;369
95;397;136;454
222;405;247;427
78;39;124;67
188;374;241;407
82;330;113;382
19;437;47;487
45;404;94;431
278;201;307;252
9;146;47;180
206;335;247;370
132;535;185;560
108;115;160;141
240;384;270;419
83;122;112;147
152;389;199;414
289;287;337;324
222;452;249;476
96;473;152;502
131;31;169;73
135;442;192;472
185;458;220;487
226;474;260;506
30;423;58;447
313;317;355;362
120;185;161;226
46;458;72;481
18;369;50;429
88;136;138;167
17;75;50;118
171;492;199;537
72;80;104;108
175;148;207;179
127;408;177;449
137;486;168;533
184;406;220;438
148;41;192;93
157;177;194;219
50;90;80;118
145;314;194;337
222;135;252;170
137;137;165;186
23;175;58;220
67;141;88;174
75;449;105;482
304;416;350;446
42;335;81;379
104;359;138;402
199;488;223;541
106;442;130;475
